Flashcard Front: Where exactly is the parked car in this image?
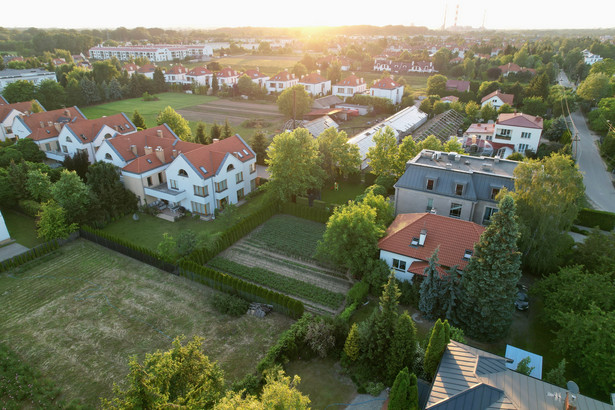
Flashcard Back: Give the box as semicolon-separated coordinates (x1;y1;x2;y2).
515;284;529;311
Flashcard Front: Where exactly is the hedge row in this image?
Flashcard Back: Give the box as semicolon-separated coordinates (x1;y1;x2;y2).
0;240;60;273
575;208;615;231
280;202;333;224
179;260;304;319
257;313;313;373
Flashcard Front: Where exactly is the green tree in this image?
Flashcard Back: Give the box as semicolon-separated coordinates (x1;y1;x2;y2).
210;123;221;140
525;72;550;100
389;367;410;410
292;62;308;79
92;60;120;84
511;154;584;272
424;319;448;379
516;356;535;376
366;126;401;178
465;101;480;121
387;312;417;383
26;169;52;202
222;119;233;139
498;103;514;114
522;96;547;117
101;336;225;409
36;200;78;240
156;106;191;141
479;102;497;121
153;67;167;93
276;84;313;120
265;128;325;201
236;74;256;97
14;138;45;163
344;323;360;361
211;74;219;95
79;77;101;105
576;72;612;103
544;359;567;388
195;122;210;145
327;61;342;84
426;74;447;96
108;78;122;100
250;131;268;165
460;194;521;340
86;161;137;222
360;190;394;228
34;79;65;110
51;169;91;225
419;248;443;319
131;109;147;130
443;138;464;153
316;127;361;180
2;80;36;103
30;100;44;113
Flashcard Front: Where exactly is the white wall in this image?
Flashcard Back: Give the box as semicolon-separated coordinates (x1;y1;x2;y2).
493;124;541;153
0;211;10;242
379;250;420;283
370;86;404;105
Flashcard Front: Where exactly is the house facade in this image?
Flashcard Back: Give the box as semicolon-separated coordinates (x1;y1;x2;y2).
164;65;188;84
186;66;213;86
243;69;269;86
494;112;543;154
333;75;367;99
88;44;213;62
216;67;240;87
0;100;41;141
299;72;332;97
0;69;57;93
481;90;514;110
370;77;404;105
266;71;298;94
394;150;518;225
137;64;157;79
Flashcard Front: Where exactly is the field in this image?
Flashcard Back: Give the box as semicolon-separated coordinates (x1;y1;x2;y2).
211;55;301;76
0;240;292;407
210;215;351;314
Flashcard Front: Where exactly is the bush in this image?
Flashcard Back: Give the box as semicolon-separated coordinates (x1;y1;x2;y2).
296;196;309;206
211;293;249;316
365;381;385;396
398;276;422;308
347;281;369;305
575;208;615;231
374;175;397;193
339;302;358;322
364;172;377;186
365;184;387;197
18;199;41;218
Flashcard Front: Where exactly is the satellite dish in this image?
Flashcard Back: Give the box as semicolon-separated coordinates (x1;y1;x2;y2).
566;381;580;394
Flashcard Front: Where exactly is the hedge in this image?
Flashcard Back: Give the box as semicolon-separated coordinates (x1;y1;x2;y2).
279;202;333;224
575;208;615;231
0;239;60;273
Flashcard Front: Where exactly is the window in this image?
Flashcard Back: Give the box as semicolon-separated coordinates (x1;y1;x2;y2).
518;143;529;153
216;197;228;209
490;187;500;200
463;250;473;260
158;172;164;184
45;143;51;151
521;132;531;139
178;169;188;177
66;136;72;142
104;133;112;139
62;145;68;153
250;163;256;173
392;258;406;271
496;128;511;140
105;153;112;160
483;207;498;224
486;135;493;141
237;188;245;200
194;185;208;197
227;164;235;172
169;179;178;190
426;198;434;212
236;172;243;183
426;179;435;191
449;202;462;218
191;201;210;215
215;179;227;193
455;184;464;196
146;176;152;186
250;179;256;191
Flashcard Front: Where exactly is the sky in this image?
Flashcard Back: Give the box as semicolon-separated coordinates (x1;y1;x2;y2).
1;0;614;31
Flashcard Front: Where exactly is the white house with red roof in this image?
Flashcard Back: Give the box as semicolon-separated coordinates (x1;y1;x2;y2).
299;72;331;97
498;63;536;77
333;75;367;99
216;67;240;87
370;77;404;105
164;65;188;84
481;90;514;110
494;113;543;154
379;213;485;282
0;100;44;141
137;64;157;79
242;69;269;86
266;70;298;94
123;63;139;76
186;66;213;86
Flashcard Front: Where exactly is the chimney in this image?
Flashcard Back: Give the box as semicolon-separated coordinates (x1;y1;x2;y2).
155;146;165;163
419;229;427;246
144;146;153;155
564;392;577;410
54;123;62;132
156;129;163;138
213;138;220;144
172;149;177;158
47;121;53;127
494;156;500;164
63;109;70;117
40;121;45;128
130;145;137;156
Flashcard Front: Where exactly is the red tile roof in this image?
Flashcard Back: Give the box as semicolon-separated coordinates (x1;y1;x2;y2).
269;71;295;82
108;125;182;163
187;66;212;76
65;113;135;144
20;107;87;141
481;90;514;106
336;75;364;87
372;77;401;90
497;113;543;129
300;72;329;84
446;80;470;92
216;67;239;78
0;101;35;122
465;123;495;134
123;63;139;72
243;69;267;79
166;65;188;74
180;134;255;179
137;64;157;74
378;213;484;272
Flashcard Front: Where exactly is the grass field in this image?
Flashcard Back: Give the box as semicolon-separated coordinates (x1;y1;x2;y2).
211;55;301;76
320;180;367;206
1;208;43;248
0;239;292;407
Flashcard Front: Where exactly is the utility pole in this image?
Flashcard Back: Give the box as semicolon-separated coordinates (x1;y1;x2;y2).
292;89;296;130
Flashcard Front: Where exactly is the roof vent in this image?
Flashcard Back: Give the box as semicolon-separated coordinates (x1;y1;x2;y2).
455;154;461;162
445;162;453;169
464;160;471;165
494;156;500;164
482;163;493;172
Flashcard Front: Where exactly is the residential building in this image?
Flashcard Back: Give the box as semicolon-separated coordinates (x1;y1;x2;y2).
242;69;269;86
186;66;213;86
299;72;332;96
0;69;57;93
216;67;240;87
300;115;339;138
137;64;157;79
123;63;139;76
494;112;543;154
164;65;188;84
481;90;514;110
498;62;536;77
266;70;298;94
370;77;404;105
333;75;367;99
373;58;436;74
445;79;470;93
0;100;43;141
441;96;459;104
394;150;518;225
373;57;391;72
426;341;613;410
348;106;428;169
379;213;484;283
96;126;257;213
582;49;604;65
464;123;496;140
88;44;213;62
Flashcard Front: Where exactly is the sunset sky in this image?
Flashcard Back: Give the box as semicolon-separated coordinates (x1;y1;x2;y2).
2;0;613;31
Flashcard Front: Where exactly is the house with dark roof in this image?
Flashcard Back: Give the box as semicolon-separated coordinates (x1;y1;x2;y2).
498;63;536;77
445;80;470;93
370;77;404;105
0;100;44;141
266;70;298;94
379;213;484;282
481;90;515;110
426;341;613;410
394;150;518;225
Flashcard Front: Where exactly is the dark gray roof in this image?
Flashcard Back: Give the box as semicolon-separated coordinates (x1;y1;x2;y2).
428;383;505;410
476;356;508;376
418;379;432;410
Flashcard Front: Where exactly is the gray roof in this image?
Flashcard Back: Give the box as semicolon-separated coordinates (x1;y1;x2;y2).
395;150;517;202
426;341;614;410
313;95;343;109
302;115;338;137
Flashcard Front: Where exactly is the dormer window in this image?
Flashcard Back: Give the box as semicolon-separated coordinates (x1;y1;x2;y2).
463;250;473;260
178;169;188;177
426;179;435;191
66;136;72;142
490;187;500;200
410;237;419;247
455;184;464;196
105;153;112;160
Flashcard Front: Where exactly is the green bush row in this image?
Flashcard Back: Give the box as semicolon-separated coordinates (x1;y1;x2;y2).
208;257;345;309
0;240;59;273
257;313;314;373
280;202;333;224
18;199;41;218
575;208;615;231
339;302;358;322
347;281;369;305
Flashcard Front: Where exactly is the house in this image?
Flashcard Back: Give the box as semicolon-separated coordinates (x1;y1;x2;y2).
370;77;404;105
582;49;604;65
313;95;343;110
378;213;484;283
56;113;136;163
394;150;518;225
441;96;459;104
373;57;391;72
96;126;257;213
334;103;371;116
216;67;240;87
0;68;57;93
266;70;298;94
426;341;613;410
123;63;139;76
498;63;536;77
390;60;436;74
445;80;470;93
300;115;339;138
481;90;514;110
242;69;269;86
333;75;367;99
137;64;157;79
0;100;44;141
186;66;213;86
164;65;188;84
299;72;332;97
464;123;496;140
11;107;88;162
494;112;543;155
348;106;428;169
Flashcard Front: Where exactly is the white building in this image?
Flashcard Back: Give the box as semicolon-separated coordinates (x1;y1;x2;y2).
582;49;604;65
481;90;514;110
266;70;298;94
0;211;10;243
164;65;188;84
0;100;43;141
299;72;331;97
370;77;404;105
493;113;543;155
0;69;57;93
137;64;157;79
186;66;213;86
88;44;213;62
243;69;269;86
216;67;240;87
333;75;367;99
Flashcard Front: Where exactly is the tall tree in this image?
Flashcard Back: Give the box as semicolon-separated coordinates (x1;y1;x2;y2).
211;74;219;95
344;323;360;362
386;312;417;383
131;109;146;130
525;72;550;100
195;122;210;145
389;367;411;410
419;248;443;320
210;123;221;140
250;131;268;165
51;169;91;225
36;200;77;240
156;106;191;141
265;128;325;201
222;119;233;139
424;318;448;379
316;127;361;180
152;67;167;93
2;80;36;103
366;126;400;178
34;79;66;110
426;74;448;96
327;61;342;84
26;169;52;202
86;162;137;222
460;194;521;340
576;72;612;103
276;84;312;120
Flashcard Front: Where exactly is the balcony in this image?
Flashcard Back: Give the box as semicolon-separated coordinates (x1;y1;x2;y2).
144;184;187;202
494;134;512;141
45;150;68;162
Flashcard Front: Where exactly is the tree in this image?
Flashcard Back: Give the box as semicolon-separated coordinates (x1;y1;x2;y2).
236;74;256;97
93;60;120;84
465;101;480;121
576;72;612;103
516;356;535;376
195;122;210;145
292;62;308;79
265;128;325;201
2;80;36;103
460;194;521;340
366;126;401;178
389;367;411;410
544;359;567;388
61;150;89;181
108;78;122;100
101;336;225;409
424;319;447;379
36;200;77;240
522;96;547;117
498;103;514;114
86;161;137;223
156;106;191;141
511;154;584;273
525;73;550;100
211;74;219;95
316;127;360;180
152;67;167;93
79;77;101;105
426;74;447;96
131;110;146;130
386;312;417;383
222;119;232;139
30;100;44;113
26;169;52;202
14;138;45;163
419;248;443;320
250;131;268;165
35;79;65;110
479;103;497;121
344;323;360;361
51;169;91;225
276;84;312;120
210;123;221;140
360;190;394;228
327;61;342;84
317;201;383;274
441;267;461;325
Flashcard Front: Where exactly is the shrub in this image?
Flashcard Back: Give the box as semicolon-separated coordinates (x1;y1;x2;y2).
347;281;369;305
365;184;387;197
296;196;309;206
211;293;249;316
365;381;385;396
398;277;422;308
339;302;358;322
575;208;615;231
364;172;377;186
18;199;41;218
374;174;397;193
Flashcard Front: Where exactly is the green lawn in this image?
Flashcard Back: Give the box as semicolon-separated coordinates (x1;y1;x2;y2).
1;208;44;248
101;193;269;251
212;55;301;76
320;180;367;206
0;239;292;407
80;92;218;128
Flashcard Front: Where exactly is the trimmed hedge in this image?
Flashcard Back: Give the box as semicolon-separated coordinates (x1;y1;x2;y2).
296;196;309;207
280;202;333;224
0;239;60;273
575;208;615;231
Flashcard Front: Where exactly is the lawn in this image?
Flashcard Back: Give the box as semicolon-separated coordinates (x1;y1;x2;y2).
79;92;218;128
211;55;301;76
0;239;292;407
101;193;269;251
320;180;367;206
1;208;44;248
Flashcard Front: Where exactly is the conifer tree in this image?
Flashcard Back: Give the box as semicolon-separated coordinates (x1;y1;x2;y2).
343;323;360;362
250;131;268;165
195;122;210;144
222;119;233;139
460;194;521;340
441;266;461;325
389;367;410;410
211;74;219;95
424;319;447;379
419;247;442;319
210;123;222;140
408;372;419;410
131;109;146;130
386;311;417;383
